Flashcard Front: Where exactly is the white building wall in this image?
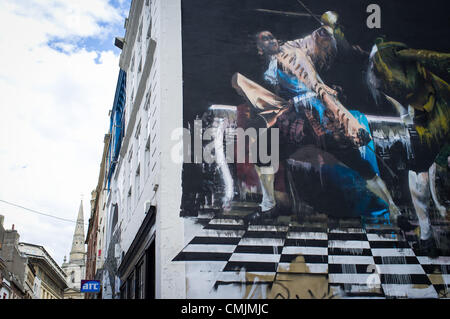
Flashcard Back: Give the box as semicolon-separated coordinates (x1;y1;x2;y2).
155;0;185;299
119;0;159;259
61;263;85;291
102;0;185;299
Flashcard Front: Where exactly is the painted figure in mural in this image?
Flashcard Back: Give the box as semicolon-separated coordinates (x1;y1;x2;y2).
367;39;450;252
235;12;402;224
231;75;289;220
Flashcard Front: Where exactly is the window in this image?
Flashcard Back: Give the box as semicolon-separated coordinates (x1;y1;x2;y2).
127;186;132;214
135;260;145;299
144;92;151;111
146;1;152;40
111;204;118;232
128;147;133;163
135;164;141;198
147;23;152;41
130;53;135;73
137;21;143;43
120;283;126;299
127;273;135;299
145;137;151;179
145;240;156;299
135;120;141;141
138;58;143;74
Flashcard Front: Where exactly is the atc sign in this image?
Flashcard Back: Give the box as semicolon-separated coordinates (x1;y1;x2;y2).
81;280;101;293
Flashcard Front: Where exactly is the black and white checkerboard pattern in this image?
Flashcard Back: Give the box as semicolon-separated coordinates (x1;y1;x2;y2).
174;207;450;299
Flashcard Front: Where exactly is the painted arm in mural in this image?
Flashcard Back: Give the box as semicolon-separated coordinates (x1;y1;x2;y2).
276;35;371;147
252;28;371;147
276;44;338;98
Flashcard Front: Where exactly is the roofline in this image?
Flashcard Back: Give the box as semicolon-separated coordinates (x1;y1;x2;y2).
18;242;67;280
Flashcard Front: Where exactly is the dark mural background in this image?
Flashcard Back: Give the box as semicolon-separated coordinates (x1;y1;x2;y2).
182;0;449;120
176;0;450;299
180;0;449;214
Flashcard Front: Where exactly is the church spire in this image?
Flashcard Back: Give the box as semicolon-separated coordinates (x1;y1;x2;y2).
69;200;86;263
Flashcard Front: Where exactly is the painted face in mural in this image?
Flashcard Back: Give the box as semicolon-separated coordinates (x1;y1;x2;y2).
256;31;280;56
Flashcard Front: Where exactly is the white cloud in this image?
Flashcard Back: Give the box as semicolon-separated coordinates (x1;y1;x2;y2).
0;0;130;267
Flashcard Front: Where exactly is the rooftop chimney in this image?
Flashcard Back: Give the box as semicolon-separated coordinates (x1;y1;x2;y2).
114;37;124;50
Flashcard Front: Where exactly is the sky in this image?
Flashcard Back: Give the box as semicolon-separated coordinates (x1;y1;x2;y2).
0;0;131;266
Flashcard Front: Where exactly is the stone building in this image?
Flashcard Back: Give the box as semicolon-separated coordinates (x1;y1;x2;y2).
61;201;86;299
18;243;67;299
0;215;66;299
85;133;110;299
0;256;11;299
0;215;27;299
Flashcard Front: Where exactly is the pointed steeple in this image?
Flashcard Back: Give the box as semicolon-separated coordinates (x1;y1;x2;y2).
69;200;86;263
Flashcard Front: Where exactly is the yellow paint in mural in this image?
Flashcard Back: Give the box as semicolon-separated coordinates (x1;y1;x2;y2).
415;99;450;145
410;70;450;146
243;255;337;299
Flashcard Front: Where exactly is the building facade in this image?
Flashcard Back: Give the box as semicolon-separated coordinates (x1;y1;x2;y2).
1;215;65;299
97;0;450;299
98;0;184;299
0;257;12;299
101;69;127;299
1;217;68;300
61;201;86;299
18;243;68;299
0;215;27;299
85;133;111;299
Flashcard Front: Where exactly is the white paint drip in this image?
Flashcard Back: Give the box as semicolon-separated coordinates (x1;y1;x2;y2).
381;256;407;264
213;119;234;208
341;263;357;274
367;116;414;160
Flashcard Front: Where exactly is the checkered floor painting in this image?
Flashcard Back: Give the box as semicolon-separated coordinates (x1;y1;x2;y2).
174;204;450;299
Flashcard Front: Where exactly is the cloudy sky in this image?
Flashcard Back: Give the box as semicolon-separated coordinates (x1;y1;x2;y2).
0;0;131;266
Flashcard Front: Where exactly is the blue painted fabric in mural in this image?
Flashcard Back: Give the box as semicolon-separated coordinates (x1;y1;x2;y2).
322;164;388;218
265;59;388;217
350;110;380;176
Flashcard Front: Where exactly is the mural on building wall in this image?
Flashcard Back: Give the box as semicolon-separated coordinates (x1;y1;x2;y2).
175;0;450;298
